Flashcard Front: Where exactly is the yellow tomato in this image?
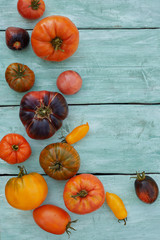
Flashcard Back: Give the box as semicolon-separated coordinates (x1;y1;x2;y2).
5;166;48;210
106;192;127;225
65;122;89;144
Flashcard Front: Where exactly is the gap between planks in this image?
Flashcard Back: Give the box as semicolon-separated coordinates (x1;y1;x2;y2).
1;103;160;108
0;172;160;177
0;27;160;32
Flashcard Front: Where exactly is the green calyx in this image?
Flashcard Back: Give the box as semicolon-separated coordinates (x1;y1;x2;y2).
130;171;146;181
66;220;78;237
35;105;52;119
51;37;64;52
12;145;19;151
17;166;28;178
71;190;88;199
28;0;41;10
11;64;27;80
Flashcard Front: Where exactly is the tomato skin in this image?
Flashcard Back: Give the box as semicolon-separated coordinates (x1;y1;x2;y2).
39;143;80;180
134;172;159;204
63;174;105;214
5;63;35;92
57;71;82;95
6;27;29;50
65;123;89;144
0;133;31;164
17;0;45;20
5;167;48;210
31;16;79;61
33;205;71;235
19;91;68;140
106;192;127;223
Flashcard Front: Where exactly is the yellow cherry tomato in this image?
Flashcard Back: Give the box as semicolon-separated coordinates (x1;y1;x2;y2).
106;192;127;225
65;122;89;144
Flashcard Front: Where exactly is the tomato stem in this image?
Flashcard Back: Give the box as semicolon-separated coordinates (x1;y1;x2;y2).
66;219;78;237
11;64;27;80
49;162;62;171
12;145;19;151
130;171;146;181
35;105;52;119
51;37;64;52
118;218;127;225
28;0;41;10
18;166;28;177
71;190;88;199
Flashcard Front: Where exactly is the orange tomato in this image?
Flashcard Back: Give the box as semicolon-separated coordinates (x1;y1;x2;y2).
5;166;48;210
33;205;77;236
0;133;31;164
106;192;127;225
31;16;79;61
64;123;89;144
63;174;105;214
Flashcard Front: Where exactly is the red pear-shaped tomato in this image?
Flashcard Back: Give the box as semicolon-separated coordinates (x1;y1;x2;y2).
134;172;159;204
19;91;68;140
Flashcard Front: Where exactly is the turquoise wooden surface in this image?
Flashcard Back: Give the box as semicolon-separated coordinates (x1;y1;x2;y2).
1;29;160;104
0;0;160;239
1;175;160;240
0;0;160;29
1;105;160;174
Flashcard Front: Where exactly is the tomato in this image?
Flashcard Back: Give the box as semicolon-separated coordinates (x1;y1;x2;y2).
31;16;79;61
5;166;48;210
106;192;127;225
63;174;105;214
63;122;89;145
5;63;35;92
0;133;31;164
17;0;45;20
133;172;159;204
33;205;77;236
19;91;68;140
6;27;29;50
57;71;82;95
39;143;80;180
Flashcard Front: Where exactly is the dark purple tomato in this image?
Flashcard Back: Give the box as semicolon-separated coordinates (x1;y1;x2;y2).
19;91;68;140
134;172;159;204
6;27;29;50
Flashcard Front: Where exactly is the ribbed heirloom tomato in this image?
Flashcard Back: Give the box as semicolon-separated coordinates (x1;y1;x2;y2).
39;143;80;180
19;91;68;140
63;174;105;214
0;133;31;164
5;166;48;210
31;16;79;61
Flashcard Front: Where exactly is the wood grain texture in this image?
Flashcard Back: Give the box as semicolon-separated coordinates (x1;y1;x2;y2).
0;0;160;29
1;29;160;105
1;175;160;240
0;105;160;174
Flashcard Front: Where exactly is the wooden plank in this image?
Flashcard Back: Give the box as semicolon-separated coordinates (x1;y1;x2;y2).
1;29;160;105
0;0;160;29
1;175;160;240
1;105;160;174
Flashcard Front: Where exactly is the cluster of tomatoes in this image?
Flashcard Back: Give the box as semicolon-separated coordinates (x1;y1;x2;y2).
0;0;159;236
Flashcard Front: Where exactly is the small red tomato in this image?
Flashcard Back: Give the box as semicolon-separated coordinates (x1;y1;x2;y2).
33;205;77;236
17;0;45;20
133;172;159;204
0;133;31;164
57;71;82;95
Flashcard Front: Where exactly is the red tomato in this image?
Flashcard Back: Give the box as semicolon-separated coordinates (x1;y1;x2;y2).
63;174;105;214
31;16;79;61
17;0;45;20
0;133;31;164
57;71;82;95
33;205;77;236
